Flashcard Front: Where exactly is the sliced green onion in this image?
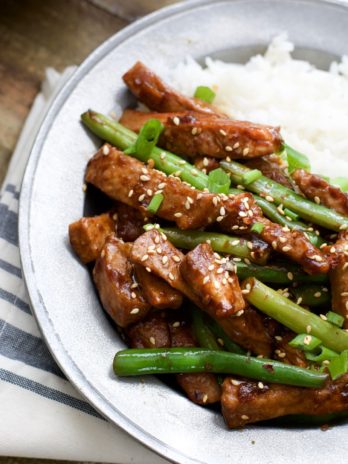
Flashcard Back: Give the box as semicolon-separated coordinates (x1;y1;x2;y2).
326;311;345;328
147;193;164;214
331;177;348;192
194;85;216;104
242;169;262;185
283;208;299;221
289;334;322;352
283;143;311;173
250;222;265;234
207;168;231;194
328;350;348;380
125;118;164;157
305;346;339;363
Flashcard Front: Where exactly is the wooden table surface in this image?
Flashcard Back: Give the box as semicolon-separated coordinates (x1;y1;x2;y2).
0;1;178;463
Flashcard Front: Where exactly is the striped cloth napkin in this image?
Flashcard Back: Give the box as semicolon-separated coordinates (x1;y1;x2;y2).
0;68;167;464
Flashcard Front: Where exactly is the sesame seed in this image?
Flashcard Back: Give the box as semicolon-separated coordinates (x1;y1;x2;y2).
173;256;181;263
202;394;208;403
279;237;287;243
247;241;253;250
154;236;160;244
162;256;168;265
303;335;312;345
173;116;180;126
296;297;303;305
219;129;227;136
320;314;327;321
231;240;240;246
313;255;323;262
191;127;198;135
275;336;283;341
266;195;274;202
330;247;336;253
236;309;244;317
278;352;286;358
258;382;264;389
130;308;140;315
214;281;220;290
146;267;151;273
282;246;292;252
174;212;183;218
141;254;149;262
82;183;87;192
168;272;175;281
102;145;110;155
212;197;219;206
343;263;348;270
158;182;166;189
243;147;249;156
203;157;209;167
131;283;138;289
239;211;247;217
208;264;215;271
185;201;191;210
314;196;321;204
340;224;348;230
220;207;226;216
271;241;277;249
172;322;180;328
287;272;294;281
231;379;241;386
147;189;153;196
140;175;150;182
160;152;166;160
341;292;348;296
149;337;156;345
306;325;312;333
241;415;249;420
216;216;224;222
233;142;240;149
217;338;224;346
138;194;145;202
346;301;348;311
314;291;322;298
128;189;134;198
203;276;210;284
225;145;233;152
217;267;224;274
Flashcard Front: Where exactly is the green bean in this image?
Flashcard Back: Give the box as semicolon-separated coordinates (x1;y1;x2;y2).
290;284;331;307
113;348;327;387
243;278;348;353
155;226;270;265
222;160;348;231
191;307;220;351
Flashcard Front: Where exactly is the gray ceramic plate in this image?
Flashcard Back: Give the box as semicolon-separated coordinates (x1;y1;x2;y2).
19;1;348;463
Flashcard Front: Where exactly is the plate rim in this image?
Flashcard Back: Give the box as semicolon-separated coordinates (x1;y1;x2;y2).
18;0;348;463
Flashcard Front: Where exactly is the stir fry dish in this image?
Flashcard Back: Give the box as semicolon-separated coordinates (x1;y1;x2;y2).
69;61;348;429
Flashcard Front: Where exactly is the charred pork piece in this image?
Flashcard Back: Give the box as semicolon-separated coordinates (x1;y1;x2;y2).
180;243;245;318
122;61;221;116
293;169;348;217
85;145;222;230
169;321;221;405
114;203;149;242
273;332;308;368
326;231;348;328
246;154;292;188
221;374;348;428
131;230;273;356
93;235;150;327
69;212;115;263
134;264;183;310
126;312;171;348
120;109;283;160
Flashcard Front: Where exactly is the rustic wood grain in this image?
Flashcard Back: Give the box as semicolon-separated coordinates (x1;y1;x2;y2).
0;1;177;464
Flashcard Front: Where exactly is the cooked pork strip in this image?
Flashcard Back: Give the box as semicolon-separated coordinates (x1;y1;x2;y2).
86;145;329;274
169;321;221;404
326;231;348;328
293;169;348;217
221;374;348;428
134;264;183;310
114;203;148;242
131;230;273;356
246;154;292;188
69;213;115;263
126;312;171;348
122;61;221;116
120;109;282;159
93;235;150;327
273;332;308;368
180;243;245;318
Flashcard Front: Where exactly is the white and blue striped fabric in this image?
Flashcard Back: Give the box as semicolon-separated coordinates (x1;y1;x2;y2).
0;68;166;464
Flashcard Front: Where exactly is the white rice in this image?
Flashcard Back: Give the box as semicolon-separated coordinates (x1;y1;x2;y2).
168;34;348;178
